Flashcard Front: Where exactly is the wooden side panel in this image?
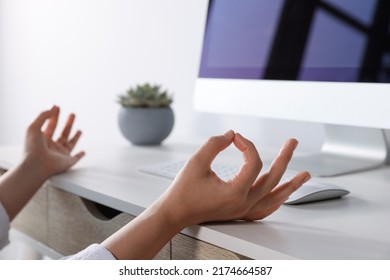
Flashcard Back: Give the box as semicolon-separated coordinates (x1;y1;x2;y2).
172;233;250;260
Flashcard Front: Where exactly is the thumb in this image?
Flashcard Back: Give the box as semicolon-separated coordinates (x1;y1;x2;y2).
192;130;235;168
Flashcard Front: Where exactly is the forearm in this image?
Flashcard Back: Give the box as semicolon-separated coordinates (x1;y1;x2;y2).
101;197;186;260
0;157;48;221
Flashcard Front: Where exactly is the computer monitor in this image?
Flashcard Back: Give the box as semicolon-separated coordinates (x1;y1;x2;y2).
193;0;390;177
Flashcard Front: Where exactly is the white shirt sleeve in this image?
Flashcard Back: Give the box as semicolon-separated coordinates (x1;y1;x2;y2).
0;202;10;250
63;243;116;260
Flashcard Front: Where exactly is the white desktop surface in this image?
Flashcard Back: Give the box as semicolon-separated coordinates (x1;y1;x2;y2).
0;142;389;260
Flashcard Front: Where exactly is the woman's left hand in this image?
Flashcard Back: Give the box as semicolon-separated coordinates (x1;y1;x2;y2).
23;105;85;178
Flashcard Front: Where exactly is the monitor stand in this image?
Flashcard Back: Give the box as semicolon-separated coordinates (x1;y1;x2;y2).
288;124;390;177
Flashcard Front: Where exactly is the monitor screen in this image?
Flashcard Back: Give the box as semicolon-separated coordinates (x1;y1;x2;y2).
199;0;389;83
194;0;390;176
200;0;390;83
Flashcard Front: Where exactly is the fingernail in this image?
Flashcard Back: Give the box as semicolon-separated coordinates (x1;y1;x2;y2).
302;172;311;184
50;105;59;111
290;139;299;150
234;133;247;148
224;130;234;138
282;139;298;153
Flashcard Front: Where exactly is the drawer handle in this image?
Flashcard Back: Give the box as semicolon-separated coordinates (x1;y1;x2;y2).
81;199;122;220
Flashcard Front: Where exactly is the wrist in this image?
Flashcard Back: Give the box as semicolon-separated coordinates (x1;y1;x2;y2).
21;154;51;182
150;194;190;234
102;195;189;259
154;205;185;234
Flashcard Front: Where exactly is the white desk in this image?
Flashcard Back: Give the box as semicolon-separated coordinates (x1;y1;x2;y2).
1;143;390;259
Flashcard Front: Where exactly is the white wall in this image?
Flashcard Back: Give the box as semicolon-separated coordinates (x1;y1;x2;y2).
0;0;324;154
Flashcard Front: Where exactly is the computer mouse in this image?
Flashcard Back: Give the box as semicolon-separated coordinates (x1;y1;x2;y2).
283;182;350;205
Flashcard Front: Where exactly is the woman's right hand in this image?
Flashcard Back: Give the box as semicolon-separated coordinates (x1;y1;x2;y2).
158;130;311;228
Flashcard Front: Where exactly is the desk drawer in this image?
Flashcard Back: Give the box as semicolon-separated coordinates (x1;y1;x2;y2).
46;186;170;259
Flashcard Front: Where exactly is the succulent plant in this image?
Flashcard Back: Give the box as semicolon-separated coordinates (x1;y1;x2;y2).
118;83;173;108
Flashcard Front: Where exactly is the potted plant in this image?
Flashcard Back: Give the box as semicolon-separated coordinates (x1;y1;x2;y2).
117;83;174;145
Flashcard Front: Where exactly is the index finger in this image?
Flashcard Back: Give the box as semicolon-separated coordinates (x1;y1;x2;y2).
229;133;263;189
44;105;60;139
28;107;56;132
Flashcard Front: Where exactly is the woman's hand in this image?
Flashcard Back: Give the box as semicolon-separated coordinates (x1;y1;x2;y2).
0;105;85;221
23;105;85;179
101;130;310;259
159;130;311;228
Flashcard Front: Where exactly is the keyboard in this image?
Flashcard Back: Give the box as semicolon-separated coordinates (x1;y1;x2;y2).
138;160;296;182
138;160;349;205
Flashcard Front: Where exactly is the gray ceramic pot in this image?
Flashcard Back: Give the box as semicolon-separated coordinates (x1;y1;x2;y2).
118;106;174;145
